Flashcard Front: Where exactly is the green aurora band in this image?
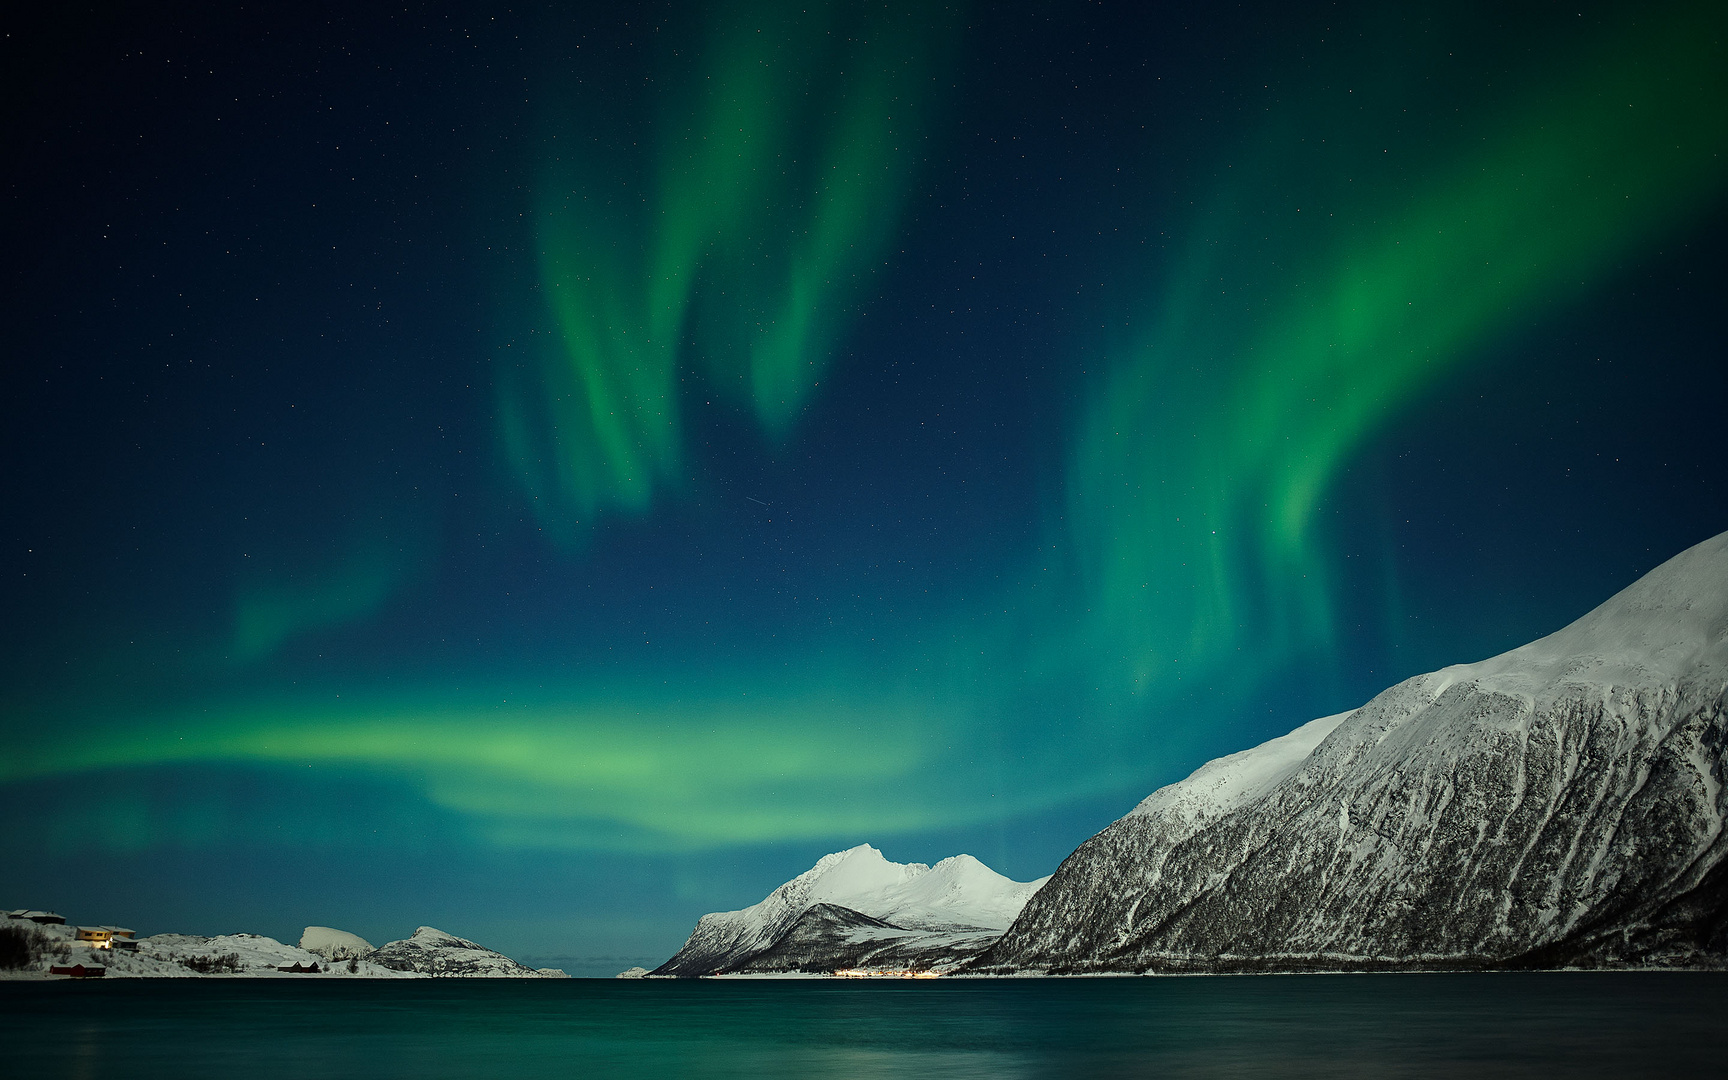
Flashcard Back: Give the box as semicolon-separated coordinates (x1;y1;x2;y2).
0;693;965;851
500;0;955;528
5;2;1725;852
1068;1;1728;695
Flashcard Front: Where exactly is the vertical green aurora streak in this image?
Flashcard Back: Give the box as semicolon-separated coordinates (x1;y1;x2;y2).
502;0;954;529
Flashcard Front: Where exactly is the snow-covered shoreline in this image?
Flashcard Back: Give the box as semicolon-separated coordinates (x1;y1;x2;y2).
1;915;566;979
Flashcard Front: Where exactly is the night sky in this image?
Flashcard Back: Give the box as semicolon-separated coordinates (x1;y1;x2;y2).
4;0;1725;974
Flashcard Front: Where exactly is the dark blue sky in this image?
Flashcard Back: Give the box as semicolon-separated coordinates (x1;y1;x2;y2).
3;0;1724;971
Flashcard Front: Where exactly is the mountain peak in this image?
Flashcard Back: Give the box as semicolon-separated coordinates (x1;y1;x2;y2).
976;529;1728;975
1456;529;1728;694
653;845;1049;976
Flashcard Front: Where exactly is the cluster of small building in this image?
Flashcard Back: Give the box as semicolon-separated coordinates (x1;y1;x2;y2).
75;927;138;952
6;909;137;952
832;968;942;979
7;908;142;977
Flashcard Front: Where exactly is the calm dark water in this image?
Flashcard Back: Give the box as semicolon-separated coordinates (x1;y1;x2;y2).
4;973;1725;1078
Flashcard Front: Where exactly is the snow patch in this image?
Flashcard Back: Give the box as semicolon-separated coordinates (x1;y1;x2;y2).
1129;711;1354;825
655;845;1048;975
299;926;374;960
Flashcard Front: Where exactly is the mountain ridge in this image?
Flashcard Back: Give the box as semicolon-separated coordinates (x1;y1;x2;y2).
653;844;1048;976
971;529;1728;974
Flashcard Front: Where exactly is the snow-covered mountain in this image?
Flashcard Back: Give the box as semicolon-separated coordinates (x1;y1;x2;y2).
369;926;567;978
726;904;1004;975
654;844;1049;976
975;529;1728;974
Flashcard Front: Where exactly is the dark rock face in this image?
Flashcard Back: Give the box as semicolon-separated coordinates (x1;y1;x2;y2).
974;532;1728;974
652;929;750;978
727;904;998;974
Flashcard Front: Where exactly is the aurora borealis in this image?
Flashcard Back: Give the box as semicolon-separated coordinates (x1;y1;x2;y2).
4;1;1726;970
502;1;956;526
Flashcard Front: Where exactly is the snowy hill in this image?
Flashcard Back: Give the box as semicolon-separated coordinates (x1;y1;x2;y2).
0;919;416;978
299;926;375;961
974;529;1728;974
370;926;567;978
3;913;561;978
653;845;1048;976
119;932;414;978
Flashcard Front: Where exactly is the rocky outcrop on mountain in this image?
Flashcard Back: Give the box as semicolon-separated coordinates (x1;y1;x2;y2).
973;530;1728;974
369;926;565;978
726;903;1000;974
654;845;1047;976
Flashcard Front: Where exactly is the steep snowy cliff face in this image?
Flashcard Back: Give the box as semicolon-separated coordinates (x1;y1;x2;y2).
653;845;1048;976
976;530;1728;973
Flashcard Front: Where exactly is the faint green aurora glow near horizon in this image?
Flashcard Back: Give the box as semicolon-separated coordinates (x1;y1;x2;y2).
229;536;421;664
1;692;1025;850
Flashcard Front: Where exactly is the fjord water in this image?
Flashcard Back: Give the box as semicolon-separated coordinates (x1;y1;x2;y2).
6;974;1724;1078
